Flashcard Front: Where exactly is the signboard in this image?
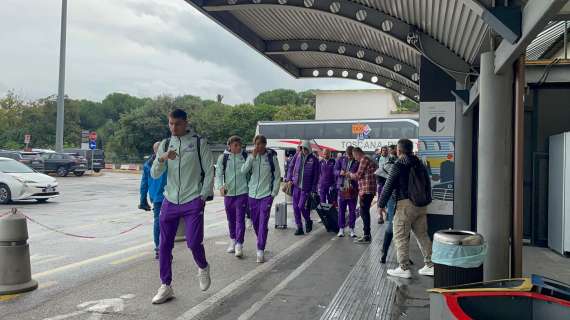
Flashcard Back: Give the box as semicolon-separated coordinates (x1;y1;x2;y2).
89;132;98;141
418;101;455;216
24;134;31;144
89;140;97;150
352;124;366;134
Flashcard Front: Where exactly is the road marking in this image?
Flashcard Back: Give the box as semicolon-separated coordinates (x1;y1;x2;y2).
237;239;335;320
175;228;326;320
32;242;153;279
34;256;67;266
38;281;58;289
0;294;21;302
110;252;150;265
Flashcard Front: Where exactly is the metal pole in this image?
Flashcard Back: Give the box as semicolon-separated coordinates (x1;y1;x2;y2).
512;56;525;278
453;82;473;231
478;51;513;281
55;0;67;152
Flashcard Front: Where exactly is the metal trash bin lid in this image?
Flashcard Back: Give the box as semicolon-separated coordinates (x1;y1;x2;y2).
434;229;483;246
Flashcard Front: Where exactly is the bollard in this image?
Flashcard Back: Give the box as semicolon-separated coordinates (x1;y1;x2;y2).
0;208;38;295
175;217;186;242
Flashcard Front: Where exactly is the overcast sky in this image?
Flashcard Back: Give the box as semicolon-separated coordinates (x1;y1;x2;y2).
0;0;375;105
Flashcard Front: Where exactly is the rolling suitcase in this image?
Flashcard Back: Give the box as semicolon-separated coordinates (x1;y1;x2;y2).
316;203;339;233
275;202;288;229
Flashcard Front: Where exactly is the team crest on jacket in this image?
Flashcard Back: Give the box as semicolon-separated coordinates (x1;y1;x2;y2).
184;144;196;152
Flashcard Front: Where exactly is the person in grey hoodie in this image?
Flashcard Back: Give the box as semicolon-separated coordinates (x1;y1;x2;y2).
150;109;214;304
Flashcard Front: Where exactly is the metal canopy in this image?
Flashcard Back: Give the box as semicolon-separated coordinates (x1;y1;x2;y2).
185;0;532;101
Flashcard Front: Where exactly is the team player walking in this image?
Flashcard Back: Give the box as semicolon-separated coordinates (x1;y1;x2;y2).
144;109;432;304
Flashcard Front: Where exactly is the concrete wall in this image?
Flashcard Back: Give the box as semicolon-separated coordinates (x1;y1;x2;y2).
315;89;411;120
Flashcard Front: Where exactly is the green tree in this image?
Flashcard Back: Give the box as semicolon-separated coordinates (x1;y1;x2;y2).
273;104;315;121
253;89;302;106
396;98;419;113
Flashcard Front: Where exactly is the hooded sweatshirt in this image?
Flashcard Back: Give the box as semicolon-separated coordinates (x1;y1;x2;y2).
241;150;281;199
214;150;249;197
151;131;214;205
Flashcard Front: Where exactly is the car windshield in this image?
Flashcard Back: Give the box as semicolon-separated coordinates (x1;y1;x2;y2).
0;159;35;173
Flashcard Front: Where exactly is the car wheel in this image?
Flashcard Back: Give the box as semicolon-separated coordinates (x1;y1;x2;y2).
0;184;12;204
57;166;69;177
74;171;85;177
94;169;101;173
36;199;48;203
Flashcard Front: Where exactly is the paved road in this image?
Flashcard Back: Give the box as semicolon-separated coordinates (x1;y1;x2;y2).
0;172;232;312
0;171;418;320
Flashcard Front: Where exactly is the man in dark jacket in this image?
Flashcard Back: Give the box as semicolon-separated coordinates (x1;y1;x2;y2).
378;139;433;279
139;142;167;260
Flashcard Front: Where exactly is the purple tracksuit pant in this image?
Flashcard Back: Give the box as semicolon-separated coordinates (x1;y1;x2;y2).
248;196;273;250
224;194;248;244
338;197;357;229
292;186;312;229
319;184;335;204
159;198;208;285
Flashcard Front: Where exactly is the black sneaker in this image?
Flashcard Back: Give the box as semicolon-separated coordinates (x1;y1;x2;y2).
354;235;371;244
154;248;159;260
380;255;386;264
305;220;313;233
294;228;305;236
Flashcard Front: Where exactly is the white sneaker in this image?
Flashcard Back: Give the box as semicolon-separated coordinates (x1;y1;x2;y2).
256;250;265;263
349;229;357;238
151;284;174;304
227;240;236;253
235;243;243;258
337;228;345;237
387;267;412;279
418;264;434;277
198;265;211;291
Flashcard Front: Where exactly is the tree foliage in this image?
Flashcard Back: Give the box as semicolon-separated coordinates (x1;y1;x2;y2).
0;89;315;162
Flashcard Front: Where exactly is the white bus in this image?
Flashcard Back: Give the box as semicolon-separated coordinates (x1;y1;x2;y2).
256;118;419;153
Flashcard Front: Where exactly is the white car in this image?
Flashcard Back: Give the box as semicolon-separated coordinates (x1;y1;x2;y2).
0;157;59;204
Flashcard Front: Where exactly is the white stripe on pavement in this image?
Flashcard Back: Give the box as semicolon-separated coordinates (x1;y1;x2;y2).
238;238;335;320
175;228;326;320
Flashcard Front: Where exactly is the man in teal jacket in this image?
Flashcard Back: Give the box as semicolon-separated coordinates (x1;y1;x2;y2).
241;135;281;263
150;109;214;305
215;135;249;258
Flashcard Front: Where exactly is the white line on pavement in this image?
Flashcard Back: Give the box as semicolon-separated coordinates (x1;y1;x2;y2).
175;228;326;320
32;242;154;279
238;238;335;320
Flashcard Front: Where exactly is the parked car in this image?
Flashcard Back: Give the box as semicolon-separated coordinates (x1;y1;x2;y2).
41;152;88;177
0;150;45;172
63;149;105;172
0;157;59;204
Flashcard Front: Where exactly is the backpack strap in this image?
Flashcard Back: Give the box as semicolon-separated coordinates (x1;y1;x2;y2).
267;148;276;191
162;138;171;153
222;153;229;184
195;135;205;184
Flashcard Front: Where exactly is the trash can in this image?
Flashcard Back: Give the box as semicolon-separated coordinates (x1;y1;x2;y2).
432;229;486;288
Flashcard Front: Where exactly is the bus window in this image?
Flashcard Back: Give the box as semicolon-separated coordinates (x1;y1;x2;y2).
366;122;383;139
400;123;418;139
285;124;306;139
259;124;287;139
304;123;325;140
381;122;402;139
324;123;352;139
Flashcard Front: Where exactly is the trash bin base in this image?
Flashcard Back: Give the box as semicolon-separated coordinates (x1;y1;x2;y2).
0;279;38;295
434;263;483;288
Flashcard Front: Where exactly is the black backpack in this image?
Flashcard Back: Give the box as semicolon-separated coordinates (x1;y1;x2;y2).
163;135;213;201
222;151;248;183
408;160;432;207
